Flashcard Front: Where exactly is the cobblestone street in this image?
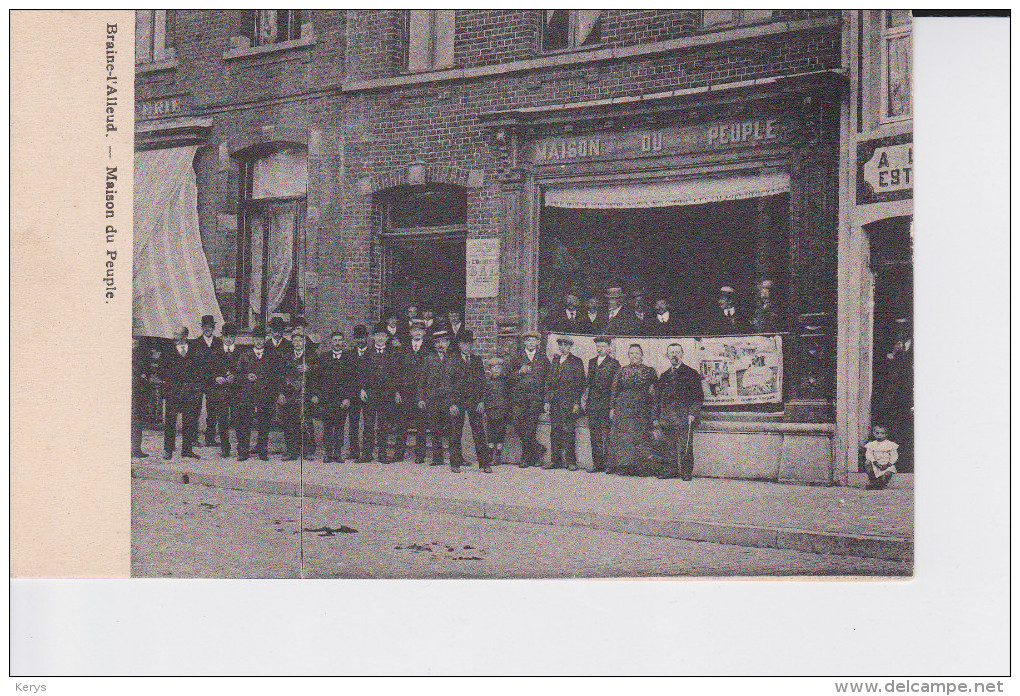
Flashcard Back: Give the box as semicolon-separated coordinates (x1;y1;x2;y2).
132;478;909;578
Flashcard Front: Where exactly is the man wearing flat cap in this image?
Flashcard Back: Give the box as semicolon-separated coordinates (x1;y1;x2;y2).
507;331;549;468
600;286;640;336
543;335;587;470
359;321;403;463
706;286;752;336
158;326;204;459
584;335;620;472
235;325;278;461
191;314;223;447
448;329;488;473
207;322;242;457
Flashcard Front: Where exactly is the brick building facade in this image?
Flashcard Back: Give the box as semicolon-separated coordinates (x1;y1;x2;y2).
136;10;855;482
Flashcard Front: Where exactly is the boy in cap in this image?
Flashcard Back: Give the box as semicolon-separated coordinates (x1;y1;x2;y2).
359;321;403;463
236;325;278;461
544;335;587;470
208;322;241;457
158;327;204;459
482;357;510;472
449;329;488;473
507;331;550;467
191;314;223;447
585;335;620;472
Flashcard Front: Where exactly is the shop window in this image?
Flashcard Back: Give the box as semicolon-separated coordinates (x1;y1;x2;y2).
401;10;455;72
240;10;304;47
235;149;308;327
135;10;176;65
701;10;774;29
541;10;602;52
881;10;912;123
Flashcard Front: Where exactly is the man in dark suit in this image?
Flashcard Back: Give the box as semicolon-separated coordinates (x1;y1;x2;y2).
290;316;319;355
158;327;204;460
548;292;585;334
207;322;242;457
750;279;782;334
131;336;152;458
600;286;640;336
266;316;292;356
655;343;705;480
507;331;549;468
383;311;403;349
359;321;403;463
543;336;587;471
647;298;684;336
277;329;316;461
706;286;753;335
584;335;620;472
420;305;439;341
190;314;223;447
312;330;357;464
235;326;278;461
629;289;650;336
417;328;457;468
396;319;432;463
343;324;370;462
446;308;467;346
449;330;488;473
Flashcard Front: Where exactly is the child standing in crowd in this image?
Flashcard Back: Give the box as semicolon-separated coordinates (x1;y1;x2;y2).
482;357;510;473
864;424;898;490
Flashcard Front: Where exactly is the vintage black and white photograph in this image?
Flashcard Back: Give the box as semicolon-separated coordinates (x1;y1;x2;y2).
130;9;914;578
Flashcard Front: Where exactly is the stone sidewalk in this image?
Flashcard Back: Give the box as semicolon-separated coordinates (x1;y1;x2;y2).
132;432;913;562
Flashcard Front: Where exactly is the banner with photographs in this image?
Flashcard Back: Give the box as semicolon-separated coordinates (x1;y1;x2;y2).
545;333;783;406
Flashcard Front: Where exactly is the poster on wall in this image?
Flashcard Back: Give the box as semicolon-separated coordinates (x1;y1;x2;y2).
466;237;499;298
546;332;783;406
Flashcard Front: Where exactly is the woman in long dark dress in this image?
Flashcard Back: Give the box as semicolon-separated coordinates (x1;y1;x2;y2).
607;344;658;476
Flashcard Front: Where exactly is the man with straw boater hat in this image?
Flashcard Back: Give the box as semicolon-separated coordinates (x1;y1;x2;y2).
544;335;586;471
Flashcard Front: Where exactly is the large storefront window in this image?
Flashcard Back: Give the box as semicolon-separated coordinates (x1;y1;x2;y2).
539;174;790;336
236;148;308;327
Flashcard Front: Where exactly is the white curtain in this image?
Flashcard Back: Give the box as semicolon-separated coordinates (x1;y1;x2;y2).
544;172;791;209
248;202;298;320
575;10;601;45
134;145;224;338
252;149;307;199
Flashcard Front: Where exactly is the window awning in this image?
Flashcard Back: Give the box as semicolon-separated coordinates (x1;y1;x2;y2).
134;145;224;338
543;172;790;209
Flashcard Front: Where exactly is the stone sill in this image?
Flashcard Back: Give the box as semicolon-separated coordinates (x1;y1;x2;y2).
136;59;178;75
223;36;316;61
344;15;840;93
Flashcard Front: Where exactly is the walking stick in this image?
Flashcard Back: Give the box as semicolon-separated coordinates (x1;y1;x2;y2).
680;406;695;476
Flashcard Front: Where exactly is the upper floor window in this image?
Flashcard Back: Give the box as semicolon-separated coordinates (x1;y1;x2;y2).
243;10;303;47
402;10;456;71
542;10;602;52
135;10;175;65
701;10;773;29
881;10;912;122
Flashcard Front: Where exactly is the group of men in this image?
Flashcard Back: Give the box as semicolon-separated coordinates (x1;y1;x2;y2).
132;304;705;479
543;282;781;337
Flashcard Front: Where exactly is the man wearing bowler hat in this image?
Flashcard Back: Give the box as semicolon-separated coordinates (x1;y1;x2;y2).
544;335;586;471
235;325;278;461
207;322;242;457
449;329;488;473
158;327;204;459
585;335;620;472
191;314;223;447
600;286;640;336
266;316;292;356
359;321;403;463
507;330;549;468
342;324;370;461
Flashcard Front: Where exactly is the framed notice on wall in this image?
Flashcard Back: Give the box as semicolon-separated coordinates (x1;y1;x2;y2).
466;237;499;298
